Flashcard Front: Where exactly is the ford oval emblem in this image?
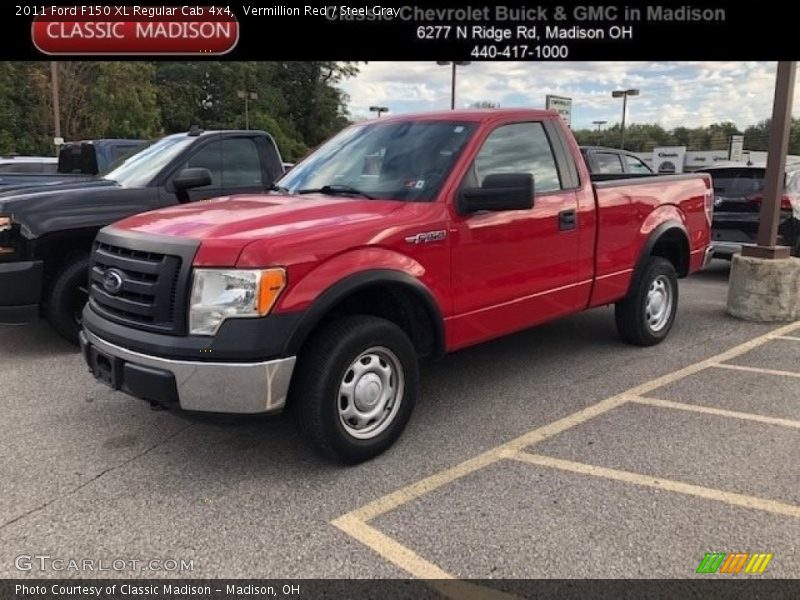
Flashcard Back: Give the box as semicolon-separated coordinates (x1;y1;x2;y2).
102;269;125;295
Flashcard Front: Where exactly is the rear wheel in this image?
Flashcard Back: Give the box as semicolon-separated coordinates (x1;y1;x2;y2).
45;254;89;346
291;315;419;464
615;257;678;346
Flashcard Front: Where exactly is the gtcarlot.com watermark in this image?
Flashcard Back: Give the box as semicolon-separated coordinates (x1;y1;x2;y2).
15;554;194;573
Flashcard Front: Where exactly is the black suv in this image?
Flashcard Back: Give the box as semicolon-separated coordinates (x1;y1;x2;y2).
701;164;800;259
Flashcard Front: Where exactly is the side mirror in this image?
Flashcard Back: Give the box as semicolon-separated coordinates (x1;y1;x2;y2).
173;167;212;191
458;173;534;214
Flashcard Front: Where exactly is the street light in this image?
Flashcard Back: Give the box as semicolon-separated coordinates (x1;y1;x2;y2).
437;61;471;110
369;106;389;118
611;88;639;150
237;90;258;129
50;62;61;147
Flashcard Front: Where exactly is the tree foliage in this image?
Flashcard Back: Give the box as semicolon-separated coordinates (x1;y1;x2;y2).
0;61;359;161
572;119;800;154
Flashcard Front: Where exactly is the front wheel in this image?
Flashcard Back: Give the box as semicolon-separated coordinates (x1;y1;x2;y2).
615;257;678;346
290;315;419;464
45;254;90;346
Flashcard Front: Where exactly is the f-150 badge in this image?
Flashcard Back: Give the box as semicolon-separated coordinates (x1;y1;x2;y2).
405;230;447;245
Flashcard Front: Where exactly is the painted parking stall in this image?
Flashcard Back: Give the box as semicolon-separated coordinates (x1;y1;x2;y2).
334;320;800;583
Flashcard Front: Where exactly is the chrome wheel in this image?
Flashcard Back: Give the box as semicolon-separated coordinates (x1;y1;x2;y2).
338;346;404;440
645;275;673;332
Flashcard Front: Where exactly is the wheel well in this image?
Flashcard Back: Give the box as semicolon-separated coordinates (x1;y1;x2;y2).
650;228;689;277
35;231;96;280
309;283;443;361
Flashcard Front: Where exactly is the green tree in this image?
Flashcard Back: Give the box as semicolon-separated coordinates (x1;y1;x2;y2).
89;62;161;138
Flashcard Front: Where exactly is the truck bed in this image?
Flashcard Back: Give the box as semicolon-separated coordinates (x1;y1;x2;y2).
588;173;712;306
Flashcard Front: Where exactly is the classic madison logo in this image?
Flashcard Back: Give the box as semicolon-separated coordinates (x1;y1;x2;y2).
696;552;774;574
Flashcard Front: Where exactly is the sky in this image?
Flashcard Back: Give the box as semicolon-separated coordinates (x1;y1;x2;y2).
339;62;800;131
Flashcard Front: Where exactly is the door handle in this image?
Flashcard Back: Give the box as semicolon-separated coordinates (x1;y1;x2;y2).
559;209;577;231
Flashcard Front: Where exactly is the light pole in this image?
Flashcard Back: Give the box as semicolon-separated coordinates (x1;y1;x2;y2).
437;61;471;109
611;88;639;149
237;90;258;129
369;106;389;118
593;120;608;144
50;62;62;148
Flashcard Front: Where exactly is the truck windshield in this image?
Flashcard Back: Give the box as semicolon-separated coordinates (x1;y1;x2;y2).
102;136;195;188
278;120;476;202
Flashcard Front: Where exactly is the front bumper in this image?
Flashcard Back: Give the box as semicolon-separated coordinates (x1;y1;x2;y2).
0;260;43;324
80;328;296;414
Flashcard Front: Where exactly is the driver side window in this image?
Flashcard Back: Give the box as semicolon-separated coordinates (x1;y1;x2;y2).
473;122;562;193
184;142;222;189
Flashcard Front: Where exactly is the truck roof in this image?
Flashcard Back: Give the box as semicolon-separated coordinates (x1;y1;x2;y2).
161;129;273;140
372;108;559;123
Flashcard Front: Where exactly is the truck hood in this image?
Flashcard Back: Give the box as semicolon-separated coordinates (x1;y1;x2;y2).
111;193;405;242
0;178;114;199
0;179;130;238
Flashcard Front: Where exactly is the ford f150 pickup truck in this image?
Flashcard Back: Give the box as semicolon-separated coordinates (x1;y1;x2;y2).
0;128;284;344
80;109;713;463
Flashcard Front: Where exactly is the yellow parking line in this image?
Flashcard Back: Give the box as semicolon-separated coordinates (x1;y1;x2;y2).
511;452;800;519
712;363;800;379
631;396;800;430
626;320;800;396
774;335;800;342
346;393;632;523
333;514;454;578
332;321;800;578
332;515;518;599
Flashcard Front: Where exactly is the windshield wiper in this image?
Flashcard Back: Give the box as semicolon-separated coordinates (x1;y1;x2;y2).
269;183;291;193
297;184;374;200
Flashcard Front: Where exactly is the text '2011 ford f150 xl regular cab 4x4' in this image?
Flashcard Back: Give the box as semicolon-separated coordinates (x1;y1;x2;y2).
80;109;713;463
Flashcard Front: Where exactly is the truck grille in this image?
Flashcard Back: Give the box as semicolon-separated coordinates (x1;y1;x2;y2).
89;240;186;334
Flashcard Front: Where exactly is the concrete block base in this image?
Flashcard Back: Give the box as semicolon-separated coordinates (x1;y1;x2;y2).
727;254;800;322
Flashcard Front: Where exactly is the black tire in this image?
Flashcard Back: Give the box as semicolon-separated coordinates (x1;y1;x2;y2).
290;315;419;464
45;254;90;345
615;257;678;347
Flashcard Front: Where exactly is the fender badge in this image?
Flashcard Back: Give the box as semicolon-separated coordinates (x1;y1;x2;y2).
404;230;447;245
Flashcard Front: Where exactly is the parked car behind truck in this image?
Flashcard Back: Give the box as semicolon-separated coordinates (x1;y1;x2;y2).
580;145;654;177
0;128;284;343
0;139;145;190
701;163;800;259
80;109;713;463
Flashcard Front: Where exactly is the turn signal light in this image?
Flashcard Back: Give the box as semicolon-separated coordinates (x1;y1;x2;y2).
258;269;287;315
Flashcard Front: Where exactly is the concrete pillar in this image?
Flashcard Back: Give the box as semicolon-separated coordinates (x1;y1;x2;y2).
727;254;800;322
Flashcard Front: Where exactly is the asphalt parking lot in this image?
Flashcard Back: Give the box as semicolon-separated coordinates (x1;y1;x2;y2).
1;260;798;581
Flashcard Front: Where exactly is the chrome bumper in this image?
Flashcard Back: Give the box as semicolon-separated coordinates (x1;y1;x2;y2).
81;329;296;414
702;245;716;268
709;241;745;259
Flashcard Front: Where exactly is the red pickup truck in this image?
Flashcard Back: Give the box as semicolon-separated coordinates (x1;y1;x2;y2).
80;109;713;463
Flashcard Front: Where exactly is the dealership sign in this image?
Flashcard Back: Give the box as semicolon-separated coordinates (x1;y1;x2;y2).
652;147;687;174
31;6;239;55
546;95;572;126
729;135;745;162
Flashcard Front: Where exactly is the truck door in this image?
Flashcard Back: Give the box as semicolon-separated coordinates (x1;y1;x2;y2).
450;120;582;347
161;135;269;204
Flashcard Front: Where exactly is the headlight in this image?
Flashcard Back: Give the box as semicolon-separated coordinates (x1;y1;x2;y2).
0;216;11;233
189;268;286;336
